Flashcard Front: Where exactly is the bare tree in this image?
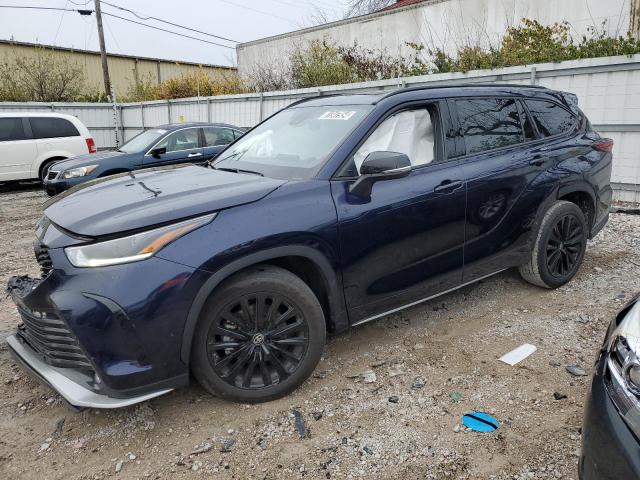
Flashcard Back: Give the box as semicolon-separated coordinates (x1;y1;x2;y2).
346;0;395;17
0;47;86;102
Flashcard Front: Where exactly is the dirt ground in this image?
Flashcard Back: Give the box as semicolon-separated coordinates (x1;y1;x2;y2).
0;185;638;480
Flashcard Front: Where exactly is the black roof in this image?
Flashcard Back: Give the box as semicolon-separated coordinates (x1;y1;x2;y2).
290;84;557;108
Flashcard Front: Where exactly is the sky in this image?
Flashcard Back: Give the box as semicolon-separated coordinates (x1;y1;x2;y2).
0;0;349;66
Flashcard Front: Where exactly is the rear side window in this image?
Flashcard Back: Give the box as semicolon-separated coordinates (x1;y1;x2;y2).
0;118;26;141
203;127;235;146
525;100;576;137
456;98;523;154
30;117;80;139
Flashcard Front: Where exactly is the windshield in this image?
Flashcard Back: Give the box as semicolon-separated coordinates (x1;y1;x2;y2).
119;128;169;153
214;105;372;179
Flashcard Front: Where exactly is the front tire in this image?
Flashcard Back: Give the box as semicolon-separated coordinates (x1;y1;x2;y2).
519;201;588;288
191;265;326;403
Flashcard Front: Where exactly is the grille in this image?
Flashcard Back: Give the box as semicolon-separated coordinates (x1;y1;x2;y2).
16;306;92;370
34;241;52;277
47;170;59;180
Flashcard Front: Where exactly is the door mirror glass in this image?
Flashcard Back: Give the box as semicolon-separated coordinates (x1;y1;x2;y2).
349;151;411;198
150;146;167;157
360;151;411;175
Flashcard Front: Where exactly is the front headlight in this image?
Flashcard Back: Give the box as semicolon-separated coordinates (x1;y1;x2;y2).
62;165;98;179
605;300;640;437
65;213;216;267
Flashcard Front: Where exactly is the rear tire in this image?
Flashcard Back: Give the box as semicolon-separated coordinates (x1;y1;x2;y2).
519;201;588;288
191;265;326;403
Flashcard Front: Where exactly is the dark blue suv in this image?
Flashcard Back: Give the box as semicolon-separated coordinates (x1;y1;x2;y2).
7;85;613;408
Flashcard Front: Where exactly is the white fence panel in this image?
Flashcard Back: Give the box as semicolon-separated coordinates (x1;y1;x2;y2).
1;54;639;200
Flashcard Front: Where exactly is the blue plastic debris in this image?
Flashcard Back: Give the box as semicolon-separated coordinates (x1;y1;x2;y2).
461;411;500;432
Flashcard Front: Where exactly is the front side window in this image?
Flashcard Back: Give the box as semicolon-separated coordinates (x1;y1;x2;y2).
0;118;26;141
353;108;435;174
525;100;576;137
456;98;523;154
214;105;372;180
120;129;168;153
155;128;199;153
203;127;235;147
30;117;79;139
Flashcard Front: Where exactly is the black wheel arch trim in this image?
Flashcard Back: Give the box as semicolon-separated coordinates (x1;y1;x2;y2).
556;181;598;232
180;245;349;364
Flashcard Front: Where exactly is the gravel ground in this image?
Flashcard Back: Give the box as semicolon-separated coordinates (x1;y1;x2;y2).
0;186;639;480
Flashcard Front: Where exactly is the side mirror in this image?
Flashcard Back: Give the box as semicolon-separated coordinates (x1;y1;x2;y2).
349;151;411;198
150;147;167;158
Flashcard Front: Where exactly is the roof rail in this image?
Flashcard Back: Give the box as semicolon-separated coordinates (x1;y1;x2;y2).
379;82;549;101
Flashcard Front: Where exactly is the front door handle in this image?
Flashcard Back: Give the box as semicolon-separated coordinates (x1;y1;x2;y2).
529;156;549;166
188;152;203;158
434;179;463;193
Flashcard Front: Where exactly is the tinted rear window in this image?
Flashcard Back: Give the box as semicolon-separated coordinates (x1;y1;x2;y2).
525;100;576;137
203;127;235;146
30;117;80;139
0;118;26;141
456;98;523;154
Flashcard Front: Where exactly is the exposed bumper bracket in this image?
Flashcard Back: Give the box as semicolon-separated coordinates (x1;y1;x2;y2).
7;334;172;409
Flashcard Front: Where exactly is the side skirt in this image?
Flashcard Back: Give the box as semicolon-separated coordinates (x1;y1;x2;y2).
351;269;507;327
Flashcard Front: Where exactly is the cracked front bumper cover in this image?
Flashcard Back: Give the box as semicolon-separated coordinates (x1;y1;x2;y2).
7;334;172;409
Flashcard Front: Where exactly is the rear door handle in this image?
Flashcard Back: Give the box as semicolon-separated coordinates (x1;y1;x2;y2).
434;179;463;193
188;152;203;158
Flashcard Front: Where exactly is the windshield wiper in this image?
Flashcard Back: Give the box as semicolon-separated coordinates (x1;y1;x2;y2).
214;166;264;177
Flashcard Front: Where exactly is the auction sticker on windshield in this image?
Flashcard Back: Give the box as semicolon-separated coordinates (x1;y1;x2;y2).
319;111;357;120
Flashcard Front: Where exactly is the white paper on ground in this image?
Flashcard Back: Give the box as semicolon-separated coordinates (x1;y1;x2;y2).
499;343;537;366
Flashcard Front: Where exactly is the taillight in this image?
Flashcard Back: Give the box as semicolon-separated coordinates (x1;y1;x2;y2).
86;137;97;154
593;138;613;152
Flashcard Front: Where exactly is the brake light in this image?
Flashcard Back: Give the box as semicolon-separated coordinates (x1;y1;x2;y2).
86;137;97;154
593;138;613;152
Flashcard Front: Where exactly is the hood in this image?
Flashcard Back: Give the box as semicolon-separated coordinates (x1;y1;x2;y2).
50;150;128;171
44;164;286;237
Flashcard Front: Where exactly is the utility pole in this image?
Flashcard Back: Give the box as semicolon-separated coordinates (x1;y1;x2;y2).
94;0;112;100
632;0;640;40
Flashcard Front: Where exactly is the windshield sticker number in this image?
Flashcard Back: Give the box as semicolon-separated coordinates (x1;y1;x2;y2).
319;111;357;121
154;129;167;134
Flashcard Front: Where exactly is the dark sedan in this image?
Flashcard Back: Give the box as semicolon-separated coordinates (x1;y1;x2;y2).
43;122;244;195
580;294;640;479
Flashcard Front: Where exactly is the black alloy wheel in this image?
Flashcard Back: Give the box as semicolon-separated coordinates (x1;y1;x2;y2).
206;293;309;389
519;200;588;289
191;265;325;402
545;214;584;278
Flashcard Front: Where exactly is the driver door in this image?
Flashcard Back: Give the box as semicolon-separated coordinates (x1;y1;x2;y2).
144;127;203;167
330;102;467;323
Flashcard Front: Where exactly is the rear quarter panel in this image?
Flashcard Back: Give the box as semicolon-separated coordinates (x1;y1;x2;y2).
31;137;87;177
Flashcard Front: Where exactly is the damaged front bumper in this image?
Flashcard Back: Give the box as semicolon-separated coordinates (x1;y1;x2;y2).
5;271;186;410
6;333;171;409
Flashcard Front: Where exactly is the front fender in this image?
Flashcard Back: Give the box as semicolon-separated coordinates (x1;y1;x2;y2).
179;245;348;363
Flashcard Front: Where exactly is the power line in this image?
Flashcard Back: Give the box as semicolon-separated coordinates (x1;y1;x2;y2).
101;11;235;49
217;0;298;26
101;1;239;44
0;4;236;50
53;1;70;46
0;5;81;12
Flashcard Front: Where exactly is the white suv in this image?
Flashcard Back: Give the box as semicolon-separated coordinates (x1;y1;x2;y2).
0;113;96;182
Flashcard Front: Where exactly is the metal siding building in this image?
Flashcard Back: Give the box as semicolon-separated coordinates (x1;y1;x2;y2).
0;40;235;98
236;0;637;77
